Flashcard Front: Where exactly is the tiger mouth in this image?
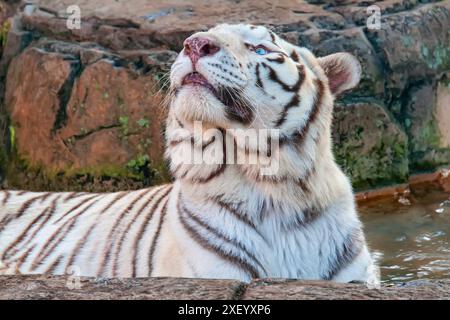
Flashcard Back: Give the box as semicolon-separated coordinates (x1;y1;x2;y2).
181;72;254;124
182;72;217;95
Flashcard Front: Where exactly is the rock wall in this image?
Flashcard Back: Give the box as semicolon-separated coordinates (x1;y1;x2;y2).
0;0;449;191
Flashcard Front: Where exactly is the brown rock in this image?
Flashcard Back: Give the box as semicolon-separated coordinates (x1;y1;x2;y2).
436;74;450;148
20;0;340;51
2;0;450;192
0;275;245;300
403;81;450;172
4;40;173;191
0;1;23;184
364;3;450;95
298;27;385;98
6;47;78;169
1;276;450;300
329;0;425;26
332;101;409;190
243;279;450;300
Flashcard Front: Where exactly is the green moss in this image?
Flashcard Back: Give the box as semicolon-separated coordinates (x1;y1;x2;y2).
4;151;170;192
79;127;88;135
117;96;125;110
126;154;150;173
119;116;130;137
335;133;409;191
333;103;409;191
136;118;149;128
420;44;449;70
0;21;11;47
409;146;450;172
9;125;15;149
405;104;449;171
400;35;414;48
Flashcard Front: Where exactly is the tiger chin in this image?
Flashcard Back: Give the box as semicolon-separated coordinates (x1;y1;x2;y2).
0;24;379;287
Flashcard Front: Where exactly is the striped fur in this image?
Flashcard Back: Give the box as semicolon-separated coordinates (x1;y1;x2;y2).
0;24;378;285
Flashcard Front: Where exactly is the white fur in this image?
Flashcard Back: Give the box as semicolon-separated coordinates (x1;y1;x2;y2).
0;24;379;285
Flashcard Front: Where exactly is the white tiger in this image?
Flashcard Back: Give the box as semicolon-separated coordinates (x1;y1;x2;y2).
0;24;379;285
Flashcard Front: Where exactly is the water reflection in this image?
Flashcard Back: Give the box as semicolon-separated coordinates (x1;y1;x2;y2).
359;190;450;283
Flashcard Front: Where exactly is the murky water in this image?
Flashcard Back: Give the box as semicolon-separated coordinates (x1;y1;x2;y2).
360;189;450;284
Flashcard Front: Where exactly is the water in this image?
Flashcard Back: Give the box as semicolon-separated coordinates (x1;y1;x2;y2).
360;189;450;284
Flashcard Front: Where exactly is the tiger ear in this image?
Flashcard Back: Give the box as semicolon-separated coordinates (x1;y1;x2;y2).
317;53;361;96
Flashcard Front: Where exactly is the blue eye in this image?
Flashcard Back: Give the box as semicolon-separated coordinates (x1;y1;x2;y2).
255;47;267;55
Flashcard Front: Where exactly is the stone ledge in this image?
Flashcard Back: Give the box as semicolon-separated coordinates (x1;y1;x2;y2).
0;275;245;300
355;166;450;203
1;275;450;300
242;279;450;300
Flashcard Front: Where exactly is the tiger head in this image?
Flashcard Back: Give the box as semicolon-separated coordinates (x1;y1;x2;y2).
169;23;361;137
167;24;361;185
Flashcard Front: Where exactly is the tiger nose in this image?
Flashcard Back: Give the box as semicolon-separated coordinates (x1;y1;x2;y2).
183;36;220;65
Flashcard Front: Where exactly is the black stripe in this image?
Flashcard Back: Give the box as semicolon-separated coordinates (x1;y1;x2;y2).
16;193;51;218
219;87;254;124
175;117;184;128
169;136;195;148
1;190;10;206
63;191;128;274
271;64;306;127
209;196;261;233
178;194;265;277
178;209;261;279
324;227;365;280
1;209;47;262
201;135;216;151
147;197;169;276
275;95;299;127
131;185;172;277
113;187;166;275
14;244;36;272
44;255;63;274
64;192;88;202
15;196;58;260
32;196;101;269
290;50;300;62
59;196;102;229
54;194;99;224
31;220;75;270
2;196;57;262
262;62;304;92
284;206;323;231
67;191;130;271
100;191;128;214
294;165;316;194
192;164;226;183
0;193;51;234
191;129;227;184
28;198;59;270
99;189;149;276
269;31;276;42
239;164;314;195
266;55;285;64
280;79;325;144
255;63;264;91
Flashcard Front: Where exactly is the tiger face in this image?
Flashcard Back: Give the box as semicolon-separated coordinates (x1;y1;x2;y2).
169;23;361;137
